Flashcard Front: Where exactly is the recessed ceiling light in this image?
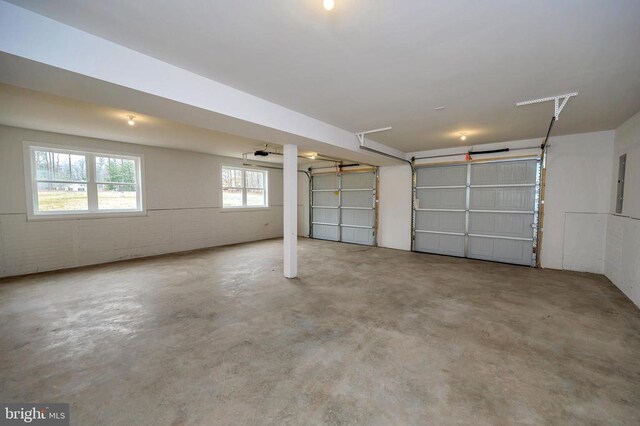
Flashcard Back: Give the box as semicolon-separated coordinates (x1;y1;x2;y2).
323;0;335;11
308;152;317;160
127;115;135;126
460;132;467;141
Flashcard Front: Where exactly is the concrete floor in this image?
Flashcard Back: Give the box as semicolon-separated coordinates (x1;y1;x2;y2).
1;238;639;425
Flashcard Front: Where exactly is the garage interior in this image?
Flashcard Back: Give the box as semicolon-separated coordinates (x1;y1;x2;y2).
1;1;639;424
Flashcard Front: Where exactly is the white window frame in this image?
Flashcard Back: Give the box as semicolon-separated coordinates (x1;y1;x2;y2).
23;141;146;220
221;166;269;209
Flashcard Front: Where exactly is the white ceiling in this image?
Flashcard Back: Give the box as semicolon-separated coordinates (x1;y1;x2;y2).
0;83;348;166
6;0;640;152
0;83;265;157
0;83;281;161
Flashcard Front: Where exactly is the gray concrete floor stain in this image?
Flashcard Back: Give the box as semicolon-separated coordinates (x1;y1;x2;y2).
1;238;639;425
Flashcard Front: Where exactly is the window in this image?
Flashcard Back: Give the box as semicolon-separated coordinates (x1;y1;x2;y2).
222;166;268;208
25;143;144;218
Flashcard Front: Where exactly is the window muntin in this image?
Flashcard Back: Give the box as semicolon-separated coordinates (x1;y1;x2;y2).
27;144;143;217
222;167;268;208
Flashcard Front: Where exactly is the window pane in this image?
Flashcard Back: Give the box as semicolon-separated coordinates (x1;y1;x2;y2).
98;184;138;210
36;182;88;211
247;189;265;206
35;150;86;182
223;188;243;207
222;167;243;188
245;170;265;189
95;156;136;183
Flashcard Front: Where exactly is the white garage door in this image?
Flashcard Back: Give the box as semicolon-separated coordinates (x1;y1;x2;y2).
311;171;377;246
413;159;540;266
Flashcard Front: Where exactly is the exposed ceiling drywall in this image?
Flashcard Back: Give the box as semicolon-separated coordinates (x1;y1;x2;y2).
6;0;640;152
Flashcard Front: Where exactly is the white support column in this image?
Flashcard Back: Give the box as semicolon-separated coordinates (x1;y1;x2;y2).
283;144;298;278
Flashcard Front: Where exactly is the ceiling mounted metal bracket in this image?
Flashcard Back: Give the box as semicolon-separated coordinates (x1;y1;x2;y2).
516;92;578;120
355;127;393;146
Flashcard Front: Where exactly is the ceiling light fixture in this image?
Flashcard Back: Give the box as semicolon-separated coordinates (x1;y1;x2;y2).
127;115;135;126
308;152;317;160
434;106;445;111
323;0;335;11
460;132;467;141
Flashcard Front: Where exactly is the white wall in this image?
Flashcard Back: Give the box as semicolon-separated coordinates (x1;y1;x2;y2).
610;110;640;218
605;110;640;308
377;165;412;250
542;131;614;272
0;125;309;278
377;131;615;274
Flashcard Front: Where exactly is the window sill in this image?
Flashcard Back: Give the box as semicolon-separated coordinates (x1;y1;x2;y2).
220;207;271;213
27;211;147;221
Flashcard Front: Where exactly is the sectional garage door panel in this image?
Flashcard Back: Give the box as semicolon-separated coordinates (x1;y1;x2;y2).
341;191;373;208
312;207;339;225
312;224;339;241
340;172;376;246
311;175;339;241
311;171;376;246
342;208;375;227
466;159;538;265
469;187;535;211
414;164;467;257
470;161;537;185
341;226;375;245
416;165;467;187
468;212;534;239
467;236;533;265
413;159;539;266
415;211;465;233
414;232;464;256
313;175;339;190
341;172;375;189
312;191;339;207
416;188;466;210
